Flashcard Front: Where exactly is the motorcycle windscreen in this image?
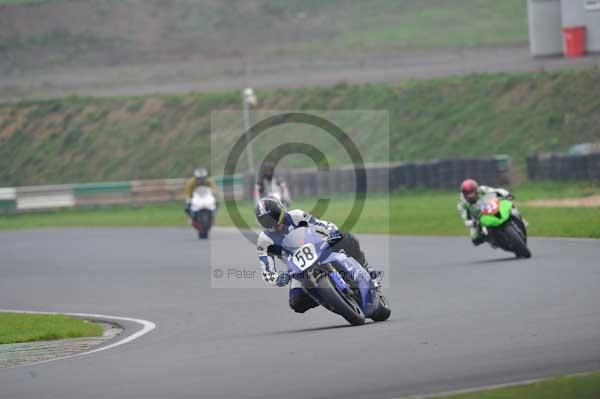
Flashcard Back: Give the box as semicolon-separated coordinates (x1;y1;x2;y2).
281;228;307;255
282;227;328;275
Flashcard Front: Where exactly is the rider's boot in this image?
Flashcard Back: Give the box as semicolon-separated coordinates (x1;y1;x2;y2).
472;235;486;246
363;262;383;281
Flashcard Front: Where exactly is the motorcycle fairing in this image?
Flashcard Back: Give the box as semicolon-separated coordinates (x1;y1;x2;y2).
480;199;512;227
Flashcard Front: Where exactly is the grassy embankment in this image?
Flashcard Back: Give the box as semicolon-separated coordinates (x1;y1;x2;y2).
1;70;600;187
1;182;598;238
0;312;103;345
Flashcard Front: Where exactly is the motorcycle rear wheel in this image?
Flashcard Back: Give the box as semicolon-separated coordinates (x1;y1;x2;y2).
371;293;391;322
194;210;212;239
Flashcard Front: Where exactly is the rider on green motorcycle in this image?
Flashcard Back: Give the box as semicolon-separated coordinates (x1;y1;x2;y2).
457;179;513;246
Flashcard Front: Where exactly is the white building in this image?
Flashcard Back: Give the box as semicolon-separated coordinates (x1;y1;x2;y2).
528;0;600;56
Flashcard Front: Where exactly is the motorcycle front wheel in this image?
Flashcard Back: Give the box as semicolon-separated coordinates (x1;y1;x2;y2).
502;222;531;258
316;271;365;326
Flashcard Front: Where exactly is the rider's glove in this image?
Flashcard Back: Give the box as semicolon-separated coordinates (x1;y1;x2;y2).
261;264;289;287
275;272;290;287
464;220;475;228
328;228;342;242
261;264;277;285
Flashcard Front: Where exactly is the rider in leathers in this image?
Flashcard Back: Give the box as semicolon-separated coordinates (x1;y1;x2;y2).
457;179;513;245
255;195;378;313
184;167;218;215
253;162;291;207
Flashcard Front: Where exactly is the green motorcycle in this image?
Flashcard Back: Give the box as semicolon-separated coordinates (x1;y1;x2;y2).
478;193;531;258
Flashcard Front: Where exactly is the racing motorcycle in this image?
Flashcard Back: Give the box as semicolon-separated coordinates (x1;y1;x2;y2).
270;189;290;208
478;193;531;258
189;186;216;239
282;227;391;326
254;179;291;208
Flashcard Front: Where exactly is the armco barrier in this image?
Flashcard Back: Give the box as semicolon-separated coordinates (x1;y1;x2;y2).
527;153;599;181
215;175;244;200
74;181;132;207
131;178;186;203
0;175;246;213
16;185;75;211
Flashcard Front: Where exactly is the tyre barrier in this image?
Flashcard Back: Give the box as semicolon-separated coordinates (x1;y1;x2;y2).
527;153;599;181
246;156;511;199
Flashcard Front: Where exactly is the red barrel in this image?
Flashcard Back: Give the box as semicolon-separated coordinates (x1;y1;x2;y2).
562;26;586;58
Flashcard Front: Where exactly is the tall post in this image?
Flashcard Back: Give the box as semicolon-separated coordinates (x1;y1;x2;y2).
242;88;257;175
243;98;254;174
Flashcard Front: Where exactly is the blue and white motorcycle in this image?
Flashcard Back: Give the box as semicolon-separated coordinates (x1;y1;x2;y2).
282;227;391;326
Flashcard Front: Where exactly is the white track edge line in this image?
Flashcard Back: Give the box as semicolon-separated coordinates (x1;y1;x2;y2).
0;309;156;368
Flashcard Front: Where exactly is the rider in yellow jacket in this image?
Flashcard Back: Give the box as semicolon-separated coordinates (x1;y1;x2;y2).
184;168;218;214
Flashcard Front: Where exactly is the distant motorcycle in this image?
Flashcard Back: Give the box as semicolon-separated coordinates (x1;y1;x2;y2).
479;193;531;258
269;189;289;208
282;227;391;325
254;178;291;208
188;186;216;239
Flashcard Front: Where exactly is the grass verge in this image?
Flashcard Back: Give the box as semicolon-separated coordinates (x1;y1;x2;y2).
0;313;103;345
0;184;598;238
433;371;600;399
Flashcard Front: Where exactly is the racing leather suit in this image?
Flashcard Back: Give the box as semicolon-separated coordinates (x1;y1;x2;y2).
457;185;511;245
257;209;368;313
253;176;291;206
184;177;218;203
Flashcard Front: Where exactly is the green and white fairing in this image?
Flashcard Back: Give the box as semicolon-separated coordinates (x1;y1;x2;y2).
479;193;513;227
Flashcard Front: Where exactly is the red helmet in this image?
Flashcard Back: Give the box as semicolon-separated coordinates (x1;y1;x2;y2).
460;179;479;204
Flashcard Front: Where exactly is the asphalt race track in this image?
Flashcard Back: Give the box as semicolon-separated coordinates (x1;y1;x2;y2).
1;228;599;399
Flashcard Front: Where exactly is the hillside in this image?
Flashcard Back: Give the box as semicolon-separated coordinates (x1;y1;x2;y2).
0;0;527;74
1;70;599;186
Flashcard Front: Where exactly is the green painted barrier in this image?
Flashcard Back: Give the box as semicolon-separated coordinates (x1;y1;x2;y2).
495;154;511;172
73;182;131;197
214;175;243;187
0;199;16;211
